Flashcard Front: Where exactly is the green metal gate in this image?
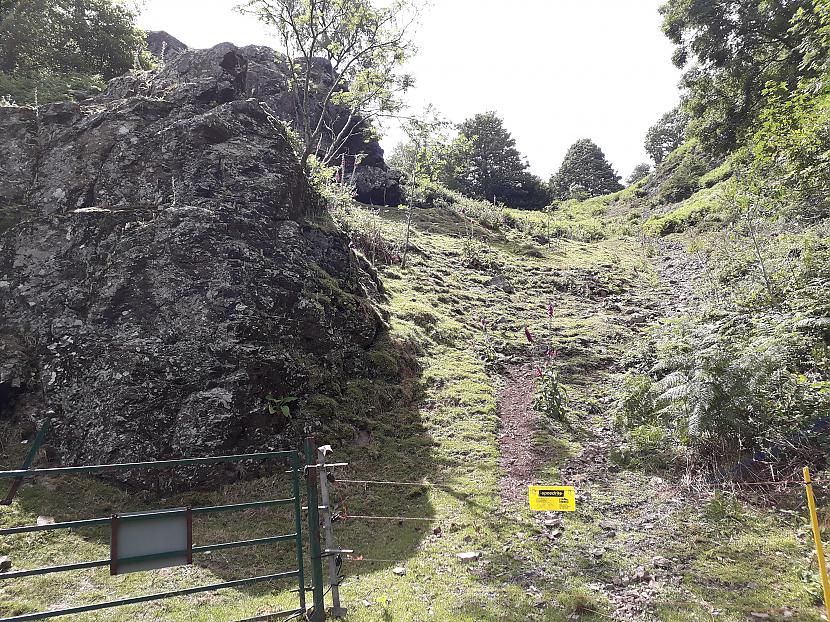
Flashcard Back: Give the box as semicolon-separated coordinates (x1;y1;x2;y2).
0;430;327;622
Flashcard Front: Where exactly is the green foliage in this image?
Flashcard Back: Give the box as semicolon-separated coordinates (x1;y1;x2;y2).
619;215;830;467
644;107;687;164
549;138;623;200
620;313;830;463
0;71;104;105
705;491;747;523
412;181;510;230
443;111;549;209
753;79;830;220
793;0;830;76
626;163;652;186
264;394;297;418
0;0;149;80
660;0;815;155
239;0;418;166
307;155;356;212
387;106;457;186
618;373;657;426
656;146;708;204
533;363;569;422
642;184;724;236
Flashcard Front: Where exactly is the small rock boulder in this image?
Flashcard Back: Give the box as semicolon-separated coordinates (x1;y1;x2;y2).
485;275;515;294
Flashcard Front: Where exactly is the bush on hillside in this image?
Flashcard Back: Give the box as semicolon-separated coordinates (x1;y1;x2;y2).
0;71;106;105
656;149;708;204
0;0;150;105
412;181;509;230
754;81;830;221
618;224;830;471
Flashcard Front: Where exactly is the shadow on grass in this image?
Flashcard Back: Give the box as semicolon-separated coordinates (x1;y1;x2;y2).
0;322;437;619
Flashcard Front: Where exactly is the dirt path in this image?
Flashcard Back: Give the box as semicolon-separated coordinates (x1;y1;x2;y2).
497;363;539;503
495;241;705;620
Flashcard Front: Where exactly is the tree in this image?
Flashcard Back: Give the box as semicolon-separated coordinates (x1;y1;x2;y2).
549;139;623;199
0;0;148;79
644;107;687;164
627;163;652;185
511;172;552;210
392;106;451;267
444;111;544;208
660;0;813;155
387;106;456;185
238;0;419;168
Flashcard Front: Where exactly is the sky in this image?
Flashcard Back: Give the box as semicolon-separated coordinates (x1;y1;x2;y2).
135;0;683;181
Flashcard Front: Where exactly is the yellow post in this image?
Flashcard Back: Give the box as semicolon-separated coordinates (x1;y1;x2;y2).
804;466;830;622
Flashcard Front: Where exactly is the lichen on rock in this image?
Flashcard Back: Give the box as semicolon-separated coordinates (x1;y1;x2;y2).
0;45;391;476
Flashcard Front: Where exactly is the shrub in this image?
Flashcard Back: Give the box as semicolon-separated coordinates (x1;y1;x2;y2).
525;306;569;423
533;364;569;422
618;311;830;468
657;149;707;204
413;181;508;230
0;71;105;105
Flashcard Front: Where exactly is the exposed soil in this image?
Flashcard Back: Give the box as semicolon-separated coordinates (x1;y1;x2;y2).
497;363;540;503
495;242;706;620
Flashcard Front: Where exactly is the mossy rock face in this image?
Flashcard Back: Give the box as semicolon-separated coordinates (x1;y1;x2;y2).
0;47;394;485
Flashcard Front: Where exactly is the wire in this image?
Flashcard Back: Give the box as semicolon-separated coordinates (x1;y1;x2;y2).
345;514;435;522
335;478;454;490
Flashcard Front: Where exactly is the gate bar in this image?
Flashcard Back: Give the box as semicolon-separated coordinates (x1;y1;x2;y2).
0;498;297;536
0;571;302;622
0;534;299;580
2;420;50;505
0;451;296;479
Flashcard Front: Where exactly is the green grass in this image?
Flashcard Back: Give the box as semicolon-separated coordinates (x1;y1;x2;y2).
643;181;731;237
0;199;825;621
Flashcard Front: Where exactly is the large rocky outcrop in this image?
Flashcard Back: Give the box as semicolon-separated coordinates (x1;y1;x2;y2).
143;36;403;206
145;30;189;62
0;51;387;472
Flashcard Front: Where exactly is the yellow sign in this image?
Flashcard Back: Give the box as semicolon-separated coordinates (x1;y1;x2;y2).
528;486;576;512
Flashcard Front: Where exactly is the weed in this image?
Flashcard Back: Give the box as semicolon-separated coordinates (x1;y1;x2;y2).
264;395;297;418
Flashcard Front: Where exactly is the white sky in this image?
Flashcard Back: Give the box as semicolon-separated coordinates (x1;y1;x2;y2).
136;0;682;180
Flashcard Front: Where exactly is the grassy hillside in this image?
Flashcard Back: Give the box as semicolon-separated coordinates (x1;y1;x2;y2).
2;193;826;621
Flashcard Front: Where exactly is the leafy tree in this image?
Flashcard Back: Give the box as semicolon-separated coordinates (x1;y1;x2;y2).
444;111;545;208
387;106;456;185
0;0;148;79
511;172;551;210
549;139;623;200
793;0;830;76
660;0;814;155
754;81;830;221
627;163;652;185
238;0;419;168
657;148;708;204
644;107;687;164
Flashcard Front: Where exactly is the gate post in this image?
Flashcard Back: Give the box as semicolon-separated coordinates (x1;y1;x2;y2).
318;447;347;617
304;436;326;622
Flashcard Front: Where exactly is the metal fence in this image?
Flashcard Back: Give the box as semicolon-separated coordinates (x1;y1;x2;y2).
0;432;328;622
